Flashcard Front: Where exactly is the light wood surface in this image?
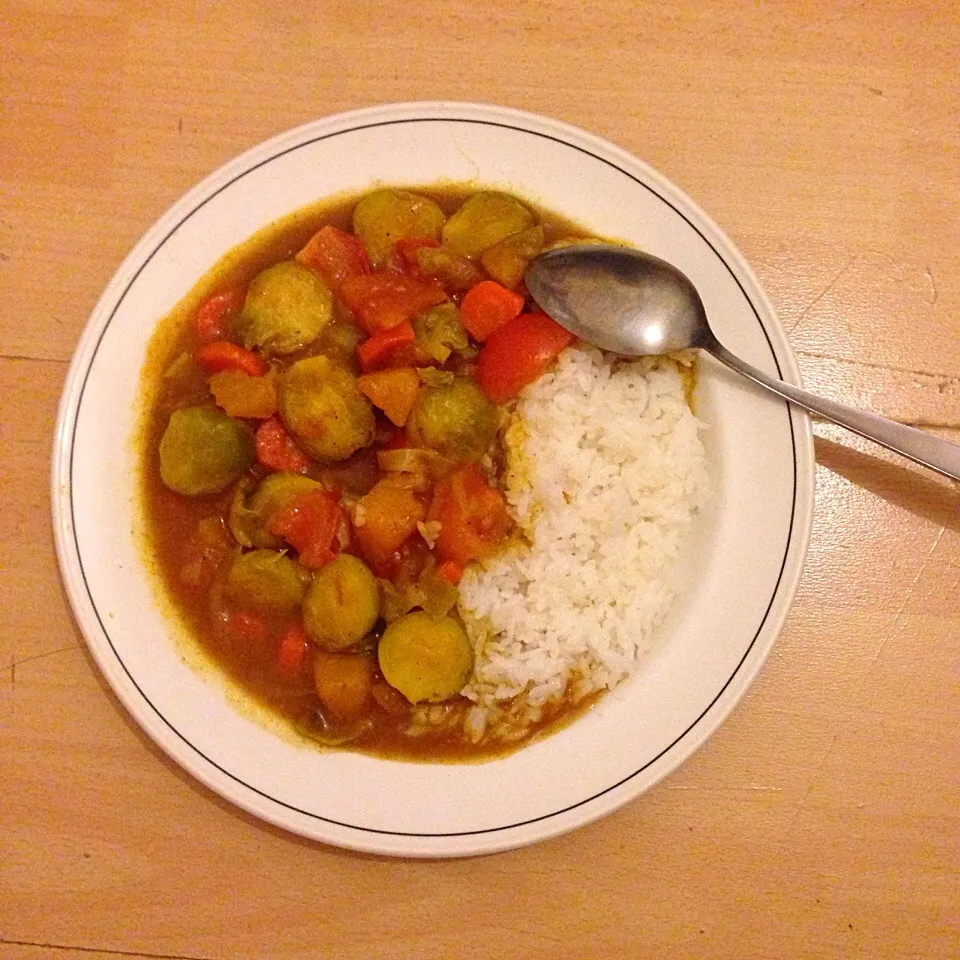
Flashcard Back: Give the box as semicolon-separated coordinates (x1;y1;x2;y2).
2;1;958;957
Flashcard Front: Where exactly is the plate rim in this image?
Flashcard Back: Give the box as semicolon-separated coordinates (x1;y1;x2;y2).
51;100;815;857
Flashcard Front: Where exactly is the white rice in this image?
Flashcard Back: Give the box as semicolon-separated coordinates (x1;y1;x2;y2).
456;345;709;741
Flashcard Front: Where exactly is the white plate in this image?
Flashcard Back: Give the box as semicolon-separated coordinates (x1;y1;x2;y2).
52;102;814;857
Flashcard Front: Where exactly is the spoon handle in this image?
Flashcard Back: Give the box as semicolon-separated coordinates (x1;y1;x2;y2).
706;339;960;482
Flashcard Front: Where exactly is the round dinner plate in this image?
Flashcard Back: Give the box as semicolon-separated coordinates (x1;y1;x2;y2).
52;102;814;857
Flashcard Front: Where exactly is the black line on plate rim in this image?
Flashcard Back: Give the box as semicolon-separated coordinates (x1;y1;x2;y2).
68;115;800;840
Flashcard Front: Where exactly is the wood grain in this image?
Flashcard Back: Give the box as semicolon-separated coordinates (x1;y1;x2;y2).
1;1;957;958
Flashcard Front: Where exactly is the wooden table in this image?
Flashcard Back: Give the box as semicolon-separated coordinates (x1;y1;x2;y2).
2;2;957;957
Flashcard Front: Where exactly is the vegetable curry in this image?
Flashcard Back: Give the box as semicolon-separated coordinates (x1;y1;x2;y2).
140;185;595;761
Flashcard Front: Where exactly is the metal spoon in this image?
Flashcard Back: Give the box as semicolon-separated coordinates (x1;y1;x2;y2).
525;244;960;483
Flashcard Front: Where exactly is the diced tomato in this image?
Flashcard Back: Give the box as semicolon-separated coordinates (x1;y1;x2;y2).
357;321;416;372
195;286;245;345
295;225;370;290
338;274;446;333
428;464;511;565
276;621;310;675
475;311;575;403
254;417;312;474
353;482;427;571
459;280;525;342
268;489;341;569
225;610;268;642
356;367;421;426
436;559;463;585
195;341;267;377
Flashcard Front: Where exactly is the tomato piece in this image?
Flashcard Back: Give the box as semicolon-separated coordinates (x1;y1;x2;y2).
277;621;309;675
436;560;463;585
195;286;245;345
357;321;416;372
338;274;446;333
195;341;267;377
475;312;575;403
254;417;312;474
428;465;511;565
459;280;525;342
268;488;342;569
295;225;370;290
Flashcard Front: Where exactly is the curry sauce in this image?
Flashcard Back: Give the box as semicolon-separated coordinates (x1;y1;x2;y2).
139;185;600;761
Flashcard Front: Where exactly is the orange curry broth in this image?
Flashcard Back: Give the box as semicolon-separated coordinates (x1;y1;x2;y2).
138;185;598;762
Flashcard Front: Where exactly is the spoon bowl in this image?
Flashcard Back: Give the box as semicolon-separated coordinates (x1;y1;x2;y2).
526;244;960;483
526;244;711;355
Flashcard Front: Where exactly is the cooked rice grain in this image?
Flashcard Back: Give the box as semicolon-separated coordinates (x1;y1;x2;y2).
458;346;709;734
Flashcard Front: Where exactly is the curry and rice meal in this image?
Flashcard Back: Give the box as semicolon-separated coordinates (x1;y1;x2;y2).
139;186;709;761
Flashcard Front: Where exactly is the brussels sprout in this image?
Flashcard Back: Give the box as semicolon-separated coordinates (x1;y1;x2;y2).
441;192;536;259
278;355;375;462
229;473;325;549
159;406;253;496
235;261;333;355
302;554;380;651
412;303;469;363
352;189;446;267
224;549;311;613
377;611;473;704
407;376;498;463
480;224;544;289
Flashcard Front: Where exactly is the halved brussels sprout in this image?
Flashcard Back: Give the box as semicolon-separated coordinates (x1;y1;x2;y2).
441;192;536;259
377;611;473;704
235;261;333;355
278;355;375;462
407;376;498;463
159;406;253;496
224;549;311;613
302;554;380;651
352;189;445;267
